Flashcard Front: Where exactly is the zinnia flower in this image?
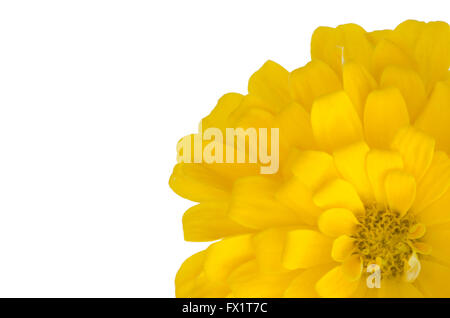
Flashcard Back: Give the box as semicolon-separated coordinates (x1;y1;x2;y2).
169;20;450;298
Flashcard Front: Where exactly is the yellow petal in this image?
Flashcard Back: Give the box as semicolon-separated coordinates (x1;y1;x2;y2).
288;60;341;110
248;60;290;112
413;151;450;213
408;223;426;240
318;208;359;237
315;266;361;298
289;150;337;190
204;234;254;283
333;142;374;203
417;189;450;226
169;163;231;202
182;201;251;242
175;251;206;297
391;126;435;182
411;242;432;255
311;26;343;76
331;235;355;262
275;176;321;225
377;279;423;298
341;254;363;281
366;149;404;205
337;24;373;72
282;230;333;269
284;264;335;297
311;90;364;152
422;228;450;264
367;29;393;46
314;179;365;215
252;228;288;273
372;39;415;80
416;260;450;297
176;251;231;298
343;62;377;118
311;24;373;77
390;20;425;54
202;93;244;130
364;88;410;149
195;273;232;298
415;81;450;154
227;260;298;298
384;170;416;217
380;66;427;120
232;105;275;129
280;147;302;180
414;21;450;92
229;176;301;229
275;102;316;151
351;278;378;298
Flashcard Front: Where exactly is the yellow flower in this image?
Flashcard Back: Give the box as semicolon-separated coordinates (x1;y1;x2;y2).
169;20;450;298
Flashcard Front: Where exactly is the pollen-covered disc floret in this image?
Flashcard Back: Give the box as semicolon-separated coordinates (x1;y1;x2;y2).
353;206;416;278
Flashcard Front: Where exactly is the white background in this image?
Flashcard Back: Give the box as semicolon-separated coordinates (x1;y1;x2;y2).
0;0;448;297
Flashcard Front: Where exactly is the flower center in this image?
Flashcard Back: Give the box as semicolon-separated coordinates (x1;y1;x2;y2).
352;206;415;279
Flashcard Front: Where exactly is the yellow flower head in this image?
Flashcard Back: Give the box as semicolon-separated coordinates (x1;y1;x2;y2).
169;20;450;298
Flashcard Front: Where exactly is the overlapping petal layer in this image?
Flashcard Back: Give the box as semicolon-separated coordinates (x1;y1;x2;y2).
171;20;450;298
